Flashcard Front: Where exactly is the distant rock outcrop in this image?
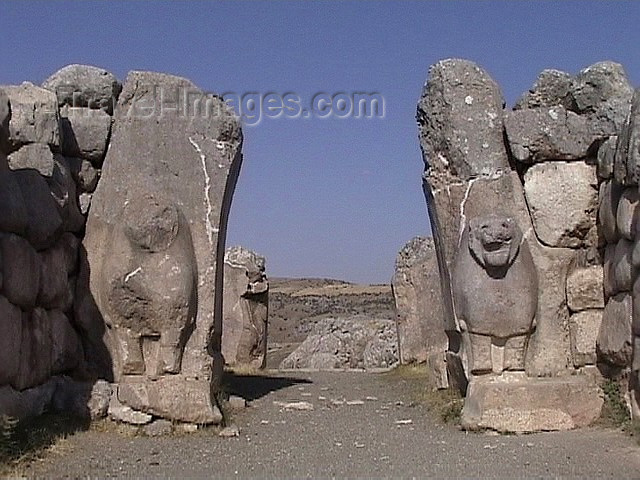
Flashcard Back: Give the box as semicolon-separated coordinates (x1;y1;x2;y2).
280;316;398;370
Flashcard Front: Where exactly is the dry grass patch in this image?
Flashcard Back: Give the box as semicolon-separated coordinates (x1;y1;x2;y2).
386;364;463;425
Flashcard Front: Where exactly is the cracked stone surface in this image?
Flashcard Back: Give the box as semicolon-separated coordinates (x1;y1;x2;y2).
75;70;243;423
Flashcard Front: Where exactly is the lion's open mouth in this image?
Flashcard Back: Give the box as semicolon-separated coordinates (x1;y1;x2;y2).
482;241;511;267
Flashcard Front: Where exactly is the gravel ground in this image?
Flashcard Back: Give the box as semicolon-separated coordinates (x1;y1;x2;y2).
26;370;640;478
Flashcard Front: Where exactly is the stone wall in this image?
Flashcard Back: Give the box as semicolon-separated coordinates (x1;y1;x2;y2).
417;59;634;432
0;66;117;419
597;91;640;417
0;65;245;427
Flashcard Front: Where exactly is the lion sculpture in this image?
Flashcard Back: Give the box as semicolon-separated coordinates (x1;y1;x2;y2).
453;214;538;375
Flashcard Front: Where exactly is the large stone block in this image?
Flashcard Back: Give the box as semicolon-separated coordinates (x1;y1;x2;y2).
0;156;28;235
42;64;122;115
0;295;22;386
77;71;243;421
222;246;269;368
14;308;52;391
117;377;223;424
616;187;640;240
597;292;633;367
47;155;85;233
38;240;73;310
513;69;574;111
14;169;63;249
614;90;640;186
523;161;598;248
60;106;112;165
1;82;60;149
570;61;634;138
505;106;593;163
569;310;602;367
598;179;623;244
0;380;57;420
597;136;617;180
7;142;55;176
566;265;605;312
461;373;603;433
612;238;635;293
392;236;447;383
603;244;616;299
417;58;509;180
66;156;99;193
0;233;41;309
50;309;83;374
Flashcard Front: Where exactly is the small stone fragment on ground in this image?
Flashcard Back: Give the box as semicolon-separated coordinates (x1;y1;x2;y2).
273;400;314;411
219;424;241;438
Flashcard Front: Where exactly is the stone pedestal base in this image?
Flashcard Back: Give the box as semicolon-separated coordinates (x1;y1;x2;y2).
117;376;222;424
461;372;603;433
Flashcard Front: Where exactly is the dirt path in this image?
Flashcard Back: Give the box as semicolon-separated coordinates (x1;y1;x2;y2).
25;370;640;478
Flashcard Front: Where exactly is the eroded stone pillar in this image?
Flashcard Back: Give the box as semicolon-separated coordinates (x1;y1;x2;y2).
76;71;243;424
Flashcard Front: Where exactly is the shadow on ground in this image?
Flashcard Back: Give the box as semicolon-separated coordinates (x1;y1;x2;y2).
222;371;312;401
0;413;90;475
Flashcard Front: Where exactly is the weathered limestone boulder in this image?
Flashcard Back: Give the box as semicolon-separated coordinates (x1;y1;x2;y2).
47;155;85;233
523;161;598;248
7;143;55;176
117;378;223;424
569;310;602;367
50;309;83;374
597;136;617;180
569;61;633;138
505;106;593;163
0;295;22;386
566;265;605;312
597;292;633;367
0;380;58;420
42;64;122;115
76;71;242;423
598;179;623;244
612;238;635;293
1;233;41;309
461;373;603;433
280;316;398;370
38;236;77;310
616;188;640;240
513;69;574;111
614;90;640;186
392;236;447;387
59;106;112;165
15;308;52;391
66;157;99;193
222;246;268;368
14;169;63;249
1;82;60;150
0;157;28;235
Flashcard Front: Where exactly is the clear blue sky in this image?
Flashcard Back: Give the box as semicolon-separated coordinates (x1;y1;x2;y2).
1;1;639;283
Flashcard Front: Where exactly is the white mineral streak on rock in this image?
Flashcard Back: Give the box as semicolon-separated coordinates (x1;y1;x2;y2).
188;136;214;246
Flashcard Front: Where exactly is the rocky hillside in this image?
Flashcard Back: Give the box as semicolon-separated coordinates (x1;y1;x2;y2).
266;277;396;368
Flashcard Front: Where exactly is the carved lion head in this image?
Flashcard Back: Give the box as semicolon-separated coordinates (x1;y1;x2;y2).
123;194;180;253
468;214;522;270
